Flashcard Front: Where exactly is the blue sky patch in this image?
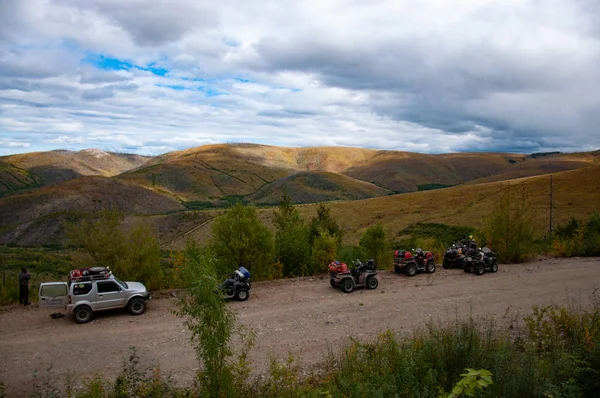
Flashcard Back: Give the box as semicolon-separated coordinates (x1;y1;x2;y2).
82;53;133;71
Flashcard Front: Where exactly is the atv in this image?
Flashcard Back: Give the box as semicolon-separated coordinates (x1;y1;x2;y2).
443;244;467;269
394;248;436;276
464;247;498;275
220;268;251;301
329;259;378;293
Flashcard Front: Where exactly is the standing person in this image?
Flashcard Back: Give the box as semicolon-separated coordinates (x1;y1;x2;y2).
18;268;31;305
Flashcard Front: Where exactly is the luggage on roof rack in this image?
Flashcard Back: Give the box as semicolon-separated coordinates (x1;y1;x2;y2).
69;267;112;282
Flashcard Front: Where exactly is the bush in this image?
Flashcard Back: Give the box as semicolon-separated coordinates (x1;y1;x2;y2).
359;223;391;269
210;202;274;280
483;187;539;263
273;193;310;277
551;212;600;257
310;230;338;274
65;210;164;291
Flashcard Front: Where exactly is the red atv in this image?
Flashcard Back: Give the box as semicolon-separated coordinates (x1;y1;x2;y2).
329;259;378;293
393;248;436;277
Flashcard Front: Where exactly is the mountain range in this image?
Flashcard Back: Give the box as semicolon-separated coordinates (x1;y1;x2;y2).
0;144;598;247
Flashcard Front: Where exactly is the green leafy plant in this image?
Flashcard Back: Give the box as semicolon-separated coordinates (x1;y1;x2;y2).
447;368;493;398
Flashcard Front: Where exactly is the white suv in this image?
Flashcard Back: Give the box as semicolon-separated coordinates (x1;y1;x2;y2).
39;268;151;324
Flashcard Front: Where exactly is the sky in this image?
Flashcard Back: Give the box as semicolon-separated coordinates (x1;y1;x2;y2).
1;0;599;156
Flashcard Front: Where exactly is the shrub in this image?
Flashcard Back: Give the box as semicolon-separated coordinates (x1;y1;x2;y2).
174;253;253;397
359;223;391;269
273;193;310;277
210;202;274;280
310;230;338;274
483;186;539;263
65;209;164;290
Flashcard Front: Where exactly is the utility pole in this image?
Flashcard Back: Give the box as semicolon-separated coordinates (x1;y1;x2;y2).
549;175;553;233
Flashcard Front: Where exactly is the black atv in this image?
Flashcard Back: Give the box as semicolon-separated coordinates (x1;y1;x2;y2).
220;270;251;301
464;247;498;275
442;245;467;269
330;259;378;293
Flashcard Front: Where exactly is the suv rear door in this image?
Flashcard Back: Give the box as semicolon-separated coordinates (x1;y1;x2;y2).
38;282;68;309
95;280;126;309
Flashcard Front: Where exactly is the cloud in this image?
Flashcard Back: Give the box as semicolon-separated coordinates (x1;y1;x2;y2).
0;0;599;156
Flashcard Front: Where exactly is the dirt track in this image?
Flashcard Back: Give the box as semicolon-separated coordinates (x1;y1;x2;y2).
1;257;599;395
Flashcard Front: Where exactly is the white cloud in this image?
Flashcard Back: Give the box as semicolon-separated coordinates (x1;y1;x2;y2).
0;0;599;155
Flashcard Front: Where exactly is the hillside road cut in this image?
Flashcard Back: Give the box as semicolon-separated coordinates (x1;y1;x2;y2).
1;257;599;395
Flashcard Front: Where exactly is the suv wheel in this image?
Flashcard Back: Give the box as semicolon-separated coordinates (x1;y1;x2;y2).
128;298;146;315
74;305;93;324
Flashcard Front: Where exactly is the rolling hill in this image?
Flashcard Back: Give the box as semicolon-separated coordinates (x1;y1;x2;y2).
165;164;600;249
0;149;151;196
0;176;184;246
117;144;599;204
247;171;392;205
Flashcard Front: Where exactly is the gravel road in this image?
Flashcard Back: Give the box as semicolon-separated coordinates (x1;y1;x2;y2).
1;257;599;395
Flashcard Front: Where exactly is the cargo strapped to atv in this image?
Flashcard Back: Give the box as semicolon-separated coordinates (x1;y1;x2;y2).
69;267;112;282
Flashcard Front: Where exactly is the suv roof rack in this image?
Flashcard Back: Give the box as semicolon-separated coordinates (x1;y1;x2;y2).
69;267;112;282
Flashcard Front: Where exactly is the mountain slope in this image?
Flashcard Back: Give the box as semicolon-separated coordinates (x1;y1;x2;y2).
165;164;600;249
0;149;151;194
0;161;40;196
247;171;392;205
0;176;184;246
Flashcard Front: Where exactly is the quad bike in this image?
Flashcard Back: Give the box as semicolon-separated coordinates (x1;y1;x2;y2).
443;245;467;269
220;268;251;301
464;247;498;275
329;259;378;293
393;249;436;276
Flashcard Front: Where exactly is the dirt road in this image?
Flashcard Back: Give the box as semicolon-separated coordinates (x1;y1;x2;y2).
1;257;599;395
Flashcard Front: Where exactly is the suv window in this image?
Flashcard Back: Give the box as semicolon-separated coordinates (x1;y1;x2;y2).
73;283;92;296
97;281;121;293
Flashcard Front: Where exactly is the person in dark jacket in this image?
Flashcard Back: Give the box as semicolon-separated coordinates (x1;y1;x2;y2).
18;268;31;305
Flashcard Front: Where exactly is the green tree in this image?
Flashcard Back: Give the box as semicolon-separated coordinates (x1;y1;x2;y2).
484;186;538;263
359;222;390;268
211;202;274;279
310;230;338;274
309;204;343;248
175;243;253;397
66;209;164;290
273;193;310;276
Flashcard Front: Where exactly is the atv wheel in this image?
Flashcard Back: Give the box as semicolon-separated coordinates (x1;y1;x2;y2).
475;264;485;276
341;279;355;293
406;265;417;277
394;266;402;274
330;279;336;288
74;305;93;324
426;261;436;273
366;277;378;289
491;263;498;273
463;264;471;273
235;288;249;301
128;298;146;315
442;259;449;269
458;258;466;270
